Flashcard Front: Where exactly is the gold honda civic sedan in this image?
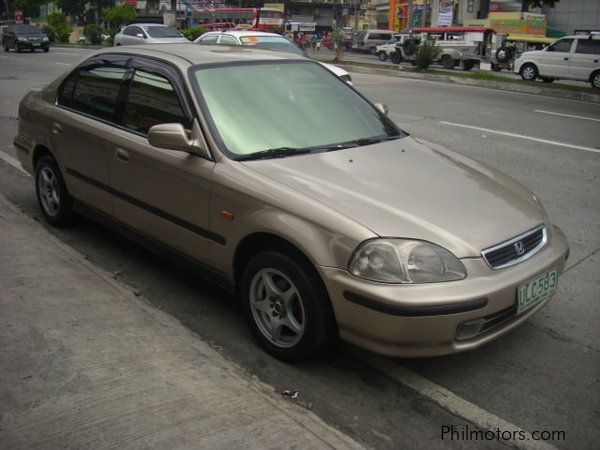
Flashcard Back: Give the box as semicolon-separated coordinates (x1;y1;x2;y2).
14;44;569;360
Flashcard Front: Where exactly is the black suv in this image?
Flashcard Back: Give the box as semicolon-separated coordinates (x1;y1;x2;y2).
2;24;49;53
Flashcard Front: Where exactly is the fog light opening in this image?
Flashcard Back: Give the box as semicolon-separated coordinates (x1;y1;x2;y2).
456;318;486;341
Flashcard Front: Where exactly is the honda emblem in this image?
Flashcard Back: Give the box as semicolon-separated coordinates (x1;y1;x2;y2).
514;241;525;256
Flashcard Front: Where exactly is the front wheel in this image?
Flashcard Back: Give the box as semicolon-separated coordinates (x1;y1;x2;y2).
441;55;455;70
520;63;538;81
35;155;74;227
43;47;49;53
590;71;600;89
241;251;336;361
390;52;403;64
377;51;387;61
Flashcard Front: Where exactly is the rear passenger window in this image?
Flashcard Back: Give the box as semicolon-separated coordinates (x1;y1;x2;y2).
70;66;127;121
57;75;77;107
575;39;600;55
199;35;218;44
122;70;189;135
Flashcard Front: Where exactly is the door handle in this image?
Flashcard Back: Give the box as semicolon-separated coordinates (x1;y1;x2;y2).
51;123;62;135
563;57;569;61
115;148;130;162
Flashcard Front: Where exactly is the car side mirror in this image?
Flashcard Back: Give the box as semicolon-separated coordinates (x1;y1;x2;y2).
148;122;211;159
375;103;389;116
136;33;145;39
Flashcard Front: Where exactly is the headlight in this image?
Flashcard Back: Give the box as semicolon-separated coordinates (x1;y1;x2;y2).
18;36;28;42
43;36;49;41
349;239;466;283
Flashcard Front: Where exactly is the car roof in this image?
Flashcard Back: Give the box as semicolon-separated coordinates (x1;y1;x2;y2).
94;43;304;69
204;30;284;38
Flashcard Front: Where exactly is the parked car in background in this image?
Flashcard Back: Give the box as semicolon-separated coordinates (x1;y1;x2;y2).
352;30;395;53
514;33;600;88
375;34;410;64
2;24;49;53
194;30;352;83
491;35;556;72
114;23;188;46
15;44;569;361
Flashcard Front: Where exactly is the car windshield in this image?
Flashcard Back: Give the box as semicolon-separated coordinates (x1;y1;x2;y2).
144;26;181;38
192;61;403;159
16;25;41;35
239;35;303;55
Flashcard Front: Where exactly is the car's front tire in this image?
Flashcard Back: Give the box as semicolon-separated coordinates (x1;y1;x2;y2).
520;63;538;81
378;51;387;61
441;55;455;70
390;52;403;64
35;155;74;227
241;251;336;361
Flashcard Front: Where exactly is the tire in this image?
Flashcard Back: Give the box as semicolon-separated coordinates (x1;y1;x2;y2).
590;71;600;89
241;251;336;361
43;47;49;53
541;77;555;83
463;60;475;71
441;54;455;70
3;43;8;52
520;63;538;81
495;47;510;63
35;155;74;227
377;51;387;61
15;42;21;53
390;52;403;64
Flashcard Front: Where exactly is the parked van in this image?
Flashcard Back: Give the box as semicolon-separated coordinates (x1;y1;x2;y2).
514;33;600;88
352;30;395;53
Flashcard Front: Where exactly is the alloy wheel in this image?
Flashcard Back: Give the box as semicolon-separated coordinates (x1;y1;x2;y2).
249;268;306;348
522;66;536;80
38;166;60;217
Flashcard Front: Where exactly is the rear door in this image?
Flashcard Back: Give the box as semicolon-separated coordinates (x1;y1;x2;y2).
569;38;600;81
121;25;145;45
107;57;215;264
53;54;130;216
537;38;574;77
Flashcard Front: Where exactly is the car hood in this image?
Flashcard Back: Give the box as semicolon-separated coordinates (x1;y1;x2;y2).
241;137;546;258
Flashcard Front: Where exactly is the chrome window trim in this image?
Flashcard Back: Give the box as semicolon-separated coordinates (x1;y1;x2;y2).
481;224;547;270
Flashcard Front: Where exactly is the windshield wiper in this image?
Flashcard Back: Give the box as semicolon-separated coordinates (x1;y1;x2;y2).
352;135;403;146
236;147;312;161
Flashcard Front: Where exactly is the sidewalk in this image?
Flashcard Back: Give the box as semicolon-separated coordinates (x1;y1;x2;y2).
0;195;362;449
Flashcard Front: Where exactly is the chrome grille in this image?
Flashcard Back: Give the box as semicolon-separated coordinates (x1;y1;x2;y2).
482;225;547;270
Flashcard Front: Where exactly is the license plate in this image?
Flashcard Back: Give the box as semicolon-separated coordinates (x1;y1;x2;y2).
32;43;40;47
517;269;558;315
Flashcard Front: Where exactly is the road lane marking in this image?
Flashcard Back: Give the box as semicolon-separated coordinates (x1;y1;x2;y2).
439;121;600;154
54;62;73;66
51;51;83;56
534;109;600;122
351;349;558;450
0;150;30;176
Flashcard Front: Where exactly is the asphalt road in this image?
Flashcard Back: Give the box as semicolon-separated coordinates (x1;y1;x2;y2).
1;47;599;449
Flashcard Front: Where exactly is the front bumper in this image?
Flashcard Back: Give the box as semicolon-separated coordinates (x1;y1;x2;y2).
317;226;569;357
16;41;49;50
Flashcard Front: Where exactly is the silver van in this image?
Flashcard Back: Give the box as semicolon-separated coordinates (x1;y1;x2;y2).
352;30;395;53
514;33;600;88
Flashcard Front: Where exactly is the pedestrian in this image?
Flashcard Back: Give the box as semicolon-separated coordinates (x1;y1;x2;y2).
316;39;321;51
310;33;317;51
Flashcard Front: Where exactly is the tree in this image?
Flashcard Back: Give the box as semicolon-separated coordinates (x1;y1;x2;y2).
101;4;137;28
12;0;45;17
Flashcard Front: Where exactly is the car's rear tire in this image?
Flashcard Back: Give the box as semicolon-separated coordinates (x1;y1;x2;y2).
378;51;387;61
591;71;600;89
441;55;455;70
390;52;403;64
241;251;336;361
520;63;538;81
35;155;74;227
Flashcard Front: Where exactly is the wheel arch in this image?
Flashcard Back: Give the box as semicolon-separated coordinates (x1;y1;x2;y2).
32;144;54;169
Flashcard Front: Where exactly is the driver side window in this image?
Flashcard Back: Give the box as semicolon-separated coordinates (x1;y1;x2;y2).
548;39;573;53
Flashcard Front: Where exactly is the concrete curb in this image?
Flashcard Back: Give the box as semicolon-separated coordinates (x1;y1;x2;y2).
0;195;365;449
327;60;600;104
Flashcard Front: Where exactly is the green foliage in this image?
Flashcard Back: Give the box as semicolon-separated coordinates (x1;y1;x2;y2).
180;26;209;42
13;0;45;17
48;12;72;44
101;5;138;28
84;23;103;45
415;38;441;71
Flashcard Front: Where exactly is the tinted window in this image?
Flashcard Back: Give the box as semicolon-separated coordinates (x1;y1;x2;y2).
219;35;237;45
70;66;127;121
144;26;181;38
198;35;218;44
122;70;189;135
123;26;142;37
15;25;41;34
57;75;77;107
548;39;573;53
575;39;600;55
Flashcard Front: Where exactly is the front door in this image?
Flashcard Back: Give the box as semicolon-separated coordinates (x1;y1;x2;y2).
107;60;215;264
537;38;574;78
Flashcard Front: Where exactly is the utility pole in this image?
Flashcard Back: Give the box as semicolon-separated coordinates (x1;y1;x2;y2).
354;0;359;31
407;0;413;29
